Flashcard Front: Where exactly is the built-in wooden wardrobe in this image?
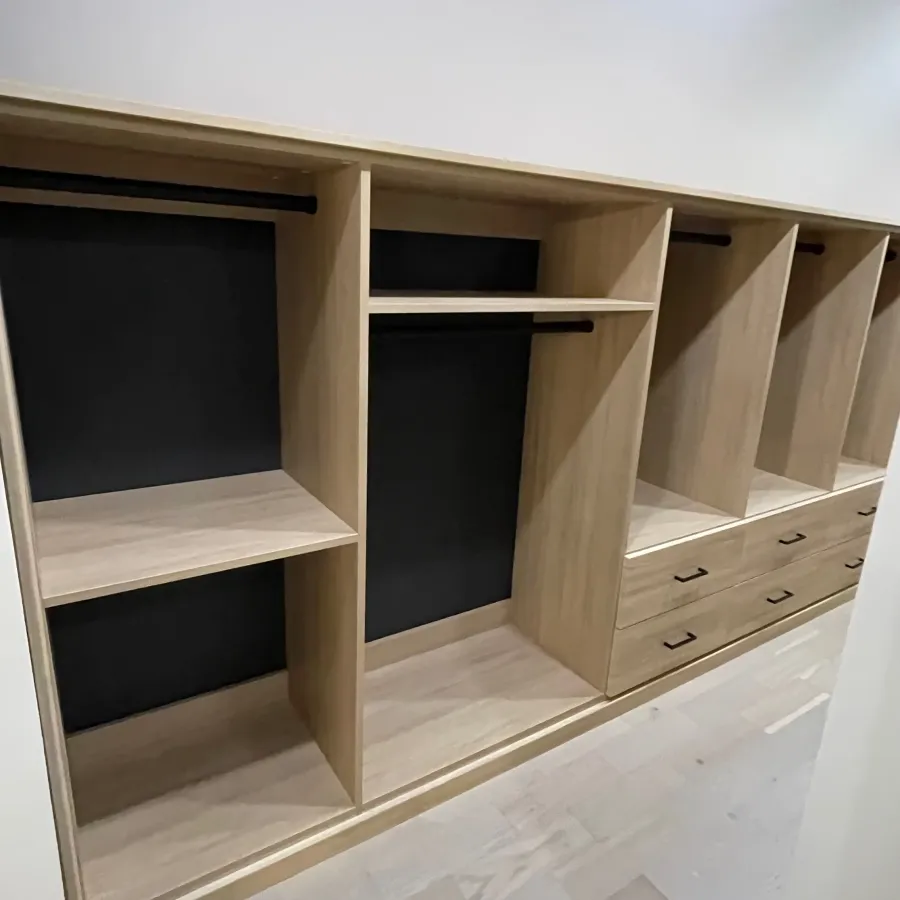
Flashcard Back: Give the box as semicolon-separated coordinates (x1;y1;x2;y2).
0;87;895;900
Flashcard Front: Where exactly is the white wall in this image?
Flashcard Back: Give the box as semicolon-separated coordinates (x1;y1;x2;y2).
3;3;900;897
3;0;900;222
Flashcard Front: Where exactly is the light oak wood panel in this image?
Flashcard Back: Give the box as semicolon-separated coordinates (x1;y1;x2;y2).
368;295;656;314
640;220;798;516
365;599;510;671
843;258;900;467
513;204;673;688
627;479;738;553
277;166;370;804
370;187;548;238
0;289;85;897
833;456;886;490
362;624;598;802
68;673;353;900
610;537;864;695
34;470;357;606
745;468;827;518
756;231;889;489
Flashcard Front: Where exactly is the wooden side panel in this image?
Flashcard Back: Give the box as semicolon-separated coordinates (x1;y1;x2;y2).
640;221;798;515
757;232;888;488
843;257;900;467
512;203;672;689
0;290;85;898
278;165;370;803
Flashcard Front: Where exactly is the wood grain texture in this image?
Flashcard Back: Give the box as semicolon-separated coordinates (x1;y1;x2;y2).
640;220;798;516
68;673;353;900
34;470;358;606
365;600;510;671
368;295;655;314
756;231;889;489
0;288;85;898
512;203;673;689
362;624;599;802
278;166;370;804
745;468;828;518
627;480;737;553
833;456;887;490
371;187;548;238
843;258;900;467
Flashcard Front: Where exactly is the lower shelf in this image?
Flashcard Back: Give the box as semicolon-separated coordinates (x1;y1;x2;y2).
68;673;352;900
745;468;827;517
362;624;598;801
834;456;886;490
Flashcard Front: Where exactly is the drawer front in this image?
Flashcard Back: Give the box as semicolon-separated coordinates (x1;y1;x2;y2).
608;535;867;696
741;482;880;577
619;529;744;627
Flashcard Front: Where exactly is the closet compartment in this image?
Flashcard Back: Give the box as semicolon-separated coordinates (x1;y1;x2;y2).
634;216;798;549
0;162;368;900
755;227;888;494
363;197;672;800
842;243;900;481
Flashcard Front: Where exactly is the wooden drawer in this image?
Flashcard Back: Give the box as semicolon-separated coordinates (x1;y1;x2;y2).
608;535;868;696
741;481;880;577
619;528;745;627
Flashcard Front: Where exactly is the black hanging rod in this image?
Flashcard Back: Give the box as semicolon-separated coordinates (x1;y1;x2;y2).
0;166;318;214
371;319;594;338
671;229;897;262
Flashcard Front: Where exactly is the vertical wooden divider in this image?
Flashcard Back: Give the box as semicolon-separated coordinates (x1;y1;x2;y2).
756;231;888;489
277;165;370;804
842;251;900;468
0;289;85;898
512;203;672;691
640;221;797;515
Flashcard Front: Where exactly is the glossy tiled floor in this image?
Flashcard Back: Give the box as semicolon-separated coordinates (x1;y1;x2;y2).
254;605;850;900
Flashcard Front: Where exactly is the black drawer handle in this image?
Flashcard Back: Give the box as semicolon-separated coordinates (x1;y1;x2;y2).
674;567;709;583
858;506;877;517
664;632;698;650
845;557;865;570
766;589;794;605
778;532;807;545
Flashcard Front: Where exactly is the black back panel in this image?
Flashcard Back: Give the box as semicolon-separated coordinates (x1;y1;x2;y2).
49;563;286;733
0;202;280;502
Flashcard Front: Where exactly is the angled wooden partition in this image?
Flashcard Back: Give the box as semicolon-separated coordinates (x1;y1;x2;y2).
756;230;888;489
639;220;797;517
843;252;900;469
513;202;672;689
278;165;370;802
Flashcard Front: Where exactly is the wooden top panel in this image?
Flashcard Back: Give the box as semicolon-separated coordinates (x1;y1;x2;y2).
745;469;828;518
833;456;887;491
35;470;358;606
1;81;898;230
369;295;655;314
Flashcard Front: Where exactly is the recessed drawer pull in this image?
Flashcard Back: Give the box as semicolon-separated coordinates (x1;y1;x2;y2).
673;566;708;583
778;532;807;546
663;632;698;650
845;557;865;570
858;506;877;517
766;589;794;605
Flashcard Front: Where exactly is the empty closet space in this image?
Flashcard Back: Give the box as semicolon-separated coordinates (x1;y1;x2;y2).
633;216;798;549
842;241;900;484
0;159;368;900
362;189;672;800
755;227;888;497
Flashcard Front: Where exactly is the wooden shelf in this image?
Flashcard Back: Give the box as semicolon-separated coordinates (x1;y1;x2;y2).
35;470;358;606
627;480;737;554
745;469;827;518
369;294;656;314
362;624;598;801
68;673;352;900
834;456;887;491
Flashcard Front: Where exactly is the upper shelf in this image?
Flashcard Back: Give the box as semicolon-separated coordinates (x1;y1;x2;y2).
34;470;358;607
369;294;656;314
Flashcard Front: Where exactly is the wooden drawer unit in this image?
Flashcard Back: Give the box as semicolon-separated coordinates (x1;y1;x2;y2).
609;534;869;695
741;481;880;577
619;528;745;627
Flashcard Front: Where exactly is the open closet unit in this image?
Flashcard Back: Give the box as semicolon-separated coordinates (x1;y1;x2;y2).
0;86;896;900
